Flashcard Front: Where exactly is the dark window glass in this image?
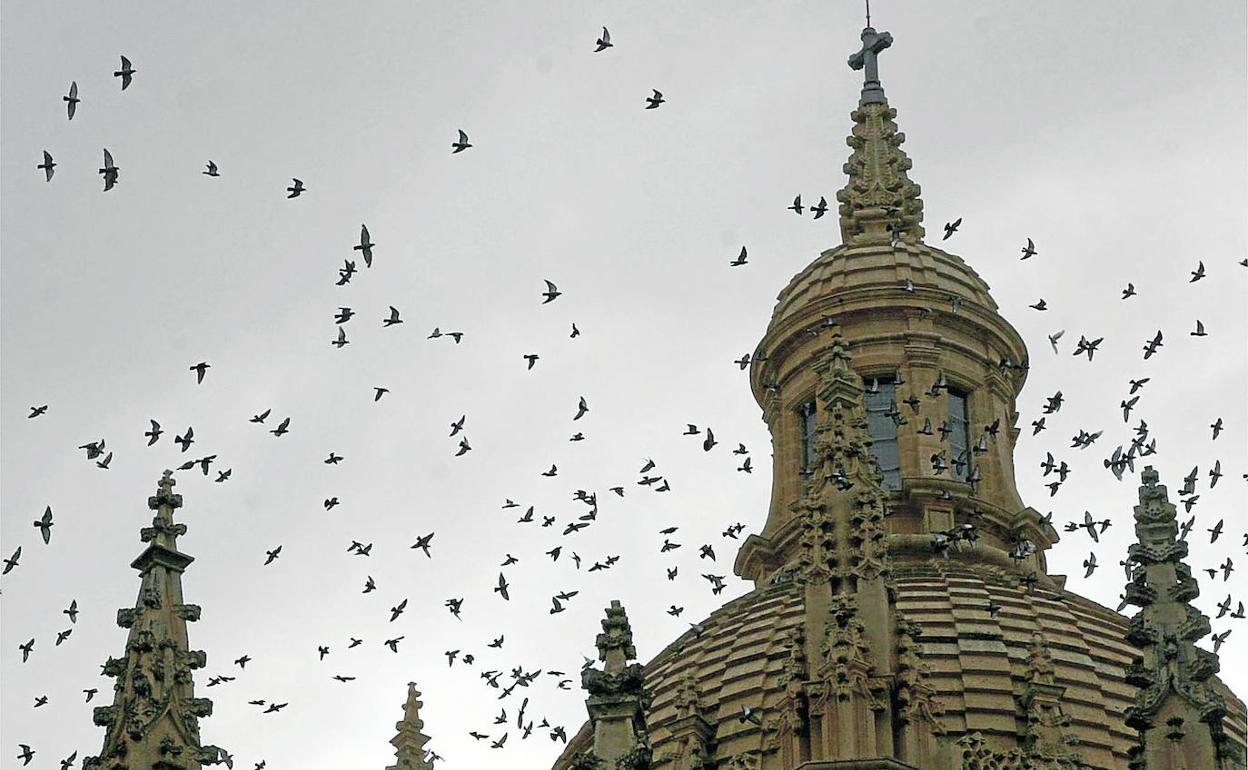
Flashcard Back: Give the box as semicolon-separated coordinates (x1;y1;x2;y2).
863;378;901;490
947;389;971;480
798;400;817;476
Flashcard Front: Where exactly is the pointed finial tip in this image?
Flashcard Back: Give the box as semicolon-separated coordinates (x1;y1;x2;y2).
150;470;184;511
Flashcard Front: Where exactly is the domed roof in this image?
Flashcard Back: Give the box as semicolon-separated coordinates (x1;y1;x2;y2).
554;561;1247;770
767;240;1002;337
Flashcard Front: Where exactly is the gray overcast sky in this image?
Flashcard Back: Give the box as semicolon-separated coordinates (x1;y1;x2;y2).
2;1;1245;767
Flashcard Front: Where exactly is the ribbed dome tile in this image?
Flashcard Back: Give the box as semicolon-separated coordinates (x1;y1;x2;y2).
553;562;1246;770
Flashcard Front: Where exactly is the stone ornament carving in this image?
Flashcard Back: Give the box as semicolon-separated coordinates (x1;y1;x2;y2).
956;732;1023;770
584;664;648;701
765;625;811;754
793;494;837;586
956;732;1085;770
1016;634;1084;769
849;486;890;582
836;100;925;246
672;673;703;721
1025;633;1056;686
571;752;607;770
818;595;882;709
722;751;762;770
795;332;895;586
895;616;946;733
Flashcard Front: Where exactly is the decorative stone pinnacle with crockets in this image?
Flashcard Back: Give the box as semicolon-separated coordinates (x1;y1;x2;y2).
596;599;638;673
837;26;926;246
83;473;229;770
577;601;652;770
1122;466;1241;770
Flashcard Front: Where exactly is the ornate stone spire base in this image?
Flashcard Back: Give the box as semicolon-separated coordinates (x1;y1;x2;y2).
574;601;652;770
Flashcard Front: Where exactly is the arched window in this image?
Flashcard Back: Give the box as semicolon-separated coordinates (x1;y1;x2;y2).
798;399;817;477
863;377;902;490
947;388;971;480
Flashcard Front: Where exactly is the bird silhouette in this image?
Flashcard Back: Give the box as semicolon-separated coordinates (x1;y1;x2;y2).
594;26;612;51
114;55;136;89
355;224;375;267
3;547;21;575
99;149;119;191
38;151;55;181
411;532;434;557
64;81;79;119
33;506;53;544
390;598;408;621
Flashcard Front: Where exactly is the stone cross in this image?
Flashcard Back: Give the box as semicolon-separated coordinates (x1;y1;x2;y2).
848;26;893;105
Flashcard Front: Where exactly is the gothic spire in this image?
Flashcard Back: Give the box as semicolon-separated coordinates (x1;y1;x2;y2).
387;682;434;770
1122;466;1241;770
574;600;652;769
84;471;229;770
837;23;925;247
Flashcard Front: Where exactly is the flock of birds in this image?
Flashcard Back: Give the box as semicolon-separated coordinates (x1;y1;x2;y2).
8;27;779;769
7;20;1248;770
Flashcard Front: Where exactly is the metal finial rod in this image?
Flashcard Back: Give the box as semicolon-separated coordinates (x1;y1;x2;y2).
866;0;871;27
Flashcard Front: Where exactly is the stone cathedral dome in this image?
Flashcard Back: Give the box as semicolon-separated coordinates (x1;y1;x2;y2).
554;23;1246;770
